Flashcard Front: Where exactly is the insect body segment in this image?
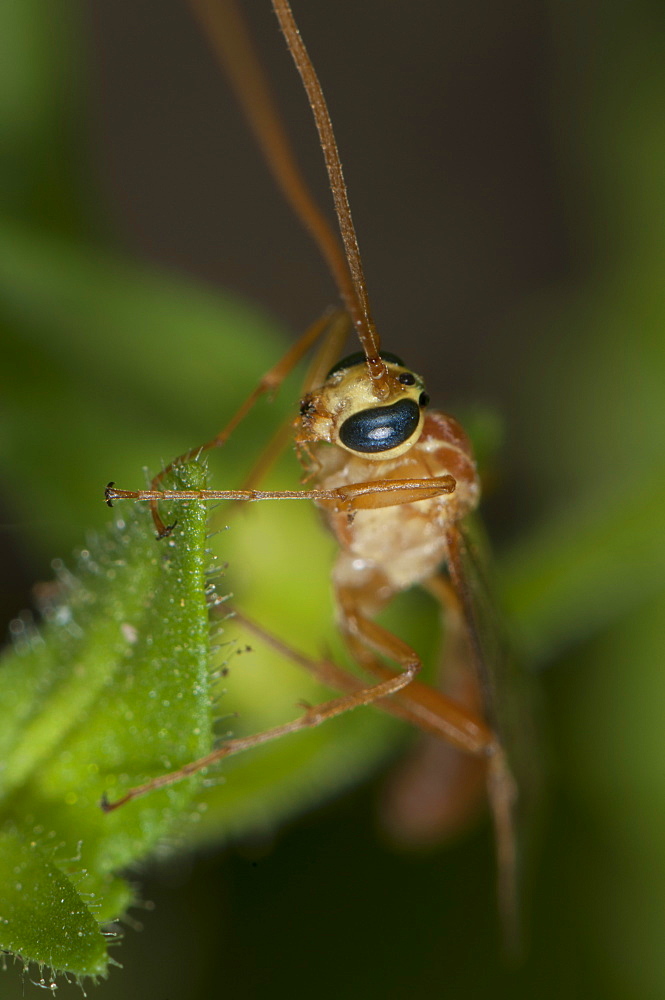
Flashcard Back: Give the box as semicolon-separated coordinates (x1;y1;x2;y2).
297;356;429;459
313;410;480;599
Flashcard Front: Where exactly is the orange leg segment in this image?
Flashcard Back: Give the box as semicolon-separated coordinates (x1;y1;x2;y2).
100;617;420;813
141;309;348;535
99;593;492;814
106;475;457;513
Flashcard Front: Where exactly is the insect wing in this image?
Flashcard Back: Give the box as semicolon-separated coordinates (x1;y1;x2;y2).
446;518;541;953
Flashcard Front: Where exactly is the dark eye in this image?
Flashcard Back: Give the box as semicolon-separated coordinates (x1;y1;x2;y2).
398;372;416;386
419;391;430;408
339;399;420;453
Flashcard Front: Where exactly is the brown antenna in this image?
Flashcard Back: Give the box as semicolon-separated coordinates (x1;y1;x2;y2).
188;0;390;393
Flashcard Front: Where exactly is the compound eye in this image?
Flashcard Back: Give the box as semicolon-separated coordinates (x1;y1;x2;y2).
339;399;420;454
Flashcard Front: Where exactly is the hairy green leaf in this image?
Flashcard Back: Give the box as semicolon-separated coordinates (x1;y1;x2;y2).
0;461;213;977
0;829;108;980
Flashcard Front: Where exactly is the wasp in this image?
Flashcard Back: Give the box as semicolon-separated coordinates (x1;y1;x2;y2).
103;0;523;950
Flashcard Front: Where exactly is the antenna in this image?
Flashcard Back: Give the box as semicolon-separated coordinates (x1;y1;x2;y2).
188;0;391;394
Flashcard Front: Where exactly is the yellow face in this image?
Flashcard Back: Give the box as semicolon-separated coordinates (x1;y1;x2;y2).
297;351;430;460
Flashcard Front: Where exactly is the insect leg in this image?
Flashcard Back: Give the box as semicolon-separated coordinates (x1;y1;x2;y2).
235;310;352;495
105;475;458;511
227;606;493;757
232;599;513;859
380;574;489;846
336;589;493;757
116;309;343;536
100;622;420;814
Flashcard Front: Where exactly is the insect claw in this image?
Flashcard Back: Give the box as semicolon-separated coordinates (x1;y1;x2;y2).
156;519;178;540
302;704;324;726
294;698;319;726
105;482;116;507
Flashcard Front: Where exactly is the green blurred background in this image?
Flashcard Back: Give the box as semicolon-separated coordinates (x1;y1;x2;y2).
2;0;664;996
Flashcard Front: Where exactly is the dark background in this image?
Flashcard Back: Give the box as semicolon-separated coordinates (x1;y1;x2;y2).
2;1;665;997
